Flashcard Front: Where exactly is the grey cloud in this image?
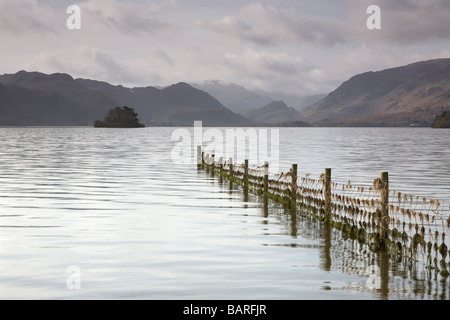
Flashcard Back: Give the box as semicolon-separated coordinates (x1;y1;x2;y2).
241;3;347;46
81;0;174;34
152;50;174;66
81;48;144;84
196;16;277;46
197;3;347;47
26;48;145;86
0;0;59;34
222;50;309;94
346;0;450;45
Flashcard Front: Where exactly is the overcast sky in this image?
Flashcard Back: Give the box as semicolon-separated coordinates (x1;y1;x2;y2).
1;0;450;95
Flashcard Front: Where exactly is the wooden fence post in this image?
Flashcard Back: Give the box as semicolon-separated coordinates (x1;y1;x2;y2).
197;146;202;168
324;168;332;222
263;162;269;194
210;154;215;175
380;171;389;246
244;159;249;185
291;164;298;204
229;158;233;178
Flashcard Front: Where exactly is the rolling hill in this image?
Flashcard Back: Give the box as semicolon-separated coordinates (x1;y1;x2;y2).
0;71;116;126
245;100;302;124
78;78;250;126
298;59;450;127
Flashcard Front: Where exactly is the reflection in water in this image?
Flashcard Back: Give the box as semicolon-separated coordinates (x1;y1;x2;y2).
307;205;448;299
322;222;332;272
205;166;449;300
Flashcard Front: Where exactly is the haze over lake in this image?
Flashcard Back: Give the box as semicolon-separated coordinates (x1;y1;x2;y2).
0;127;449;300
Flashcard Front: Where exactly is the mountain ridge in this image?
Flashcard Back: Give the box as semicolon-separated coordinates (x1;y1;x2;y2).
2;58;450;127
299;58;450;127
191;80;325;115
245;100;303;124
0;71;251;126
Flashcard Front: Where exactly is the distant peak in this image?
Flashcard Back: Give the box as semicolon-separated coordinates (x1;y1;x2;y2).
49;72;74;81
173;81;190;86
163;82;194;91
266;100;289;108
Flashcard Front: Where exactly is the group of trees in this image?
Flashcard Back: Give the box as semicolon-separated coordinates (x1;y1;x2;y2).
94;106;145;128
432;110;450;128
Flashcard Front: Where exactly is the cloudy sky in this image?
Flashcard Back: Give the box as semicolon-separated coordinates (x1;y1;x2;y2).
1;0;450;96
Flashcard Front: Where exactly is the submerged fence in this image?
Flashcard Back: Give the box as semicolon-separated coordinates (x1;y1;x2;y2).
197;147;450;277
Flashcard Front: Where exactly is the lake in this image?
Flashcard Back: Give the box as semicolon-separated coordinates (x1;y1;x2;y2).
0;127;449;300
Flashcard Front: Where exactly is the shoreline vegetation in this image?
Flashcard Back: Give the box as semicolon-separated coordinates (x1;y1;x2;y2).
432;110;450;128
94;106;145;128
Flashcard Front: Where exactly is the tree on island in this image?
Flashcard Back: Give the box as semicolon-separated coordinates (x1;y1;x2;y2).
94;106;145;128
431;110;450;128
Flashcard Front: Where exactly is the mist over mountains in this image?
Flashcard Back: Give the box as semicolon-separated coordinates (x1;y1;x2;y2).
0;58;449;127
191;80;325;115
245;100;302;124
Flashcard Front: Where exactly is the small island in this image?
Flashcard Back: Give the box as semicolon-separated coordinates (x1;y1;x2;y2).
431;110;450;128
94;106;145;128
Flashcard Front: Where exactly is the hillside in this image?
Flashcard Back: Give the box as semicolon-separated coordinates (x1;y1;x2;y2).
0;71;116;126
245;100;303;124
0;71;250;126
192;80;325;115
78;78;250;126
299;59;450;127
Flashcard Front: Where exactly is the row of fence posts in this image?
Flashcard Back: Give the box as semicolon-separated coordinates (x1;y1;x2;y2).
197;146;391;247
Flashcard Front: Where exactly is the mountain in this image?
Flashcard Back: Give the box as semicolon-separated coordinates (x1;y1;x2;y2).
78;79;250;126
191;80;273;115
148;82;250;126
0;71;250;126
0;71;116;126
75;78;160;111
245;100;303;124
299;59;450;127
192;80;326;115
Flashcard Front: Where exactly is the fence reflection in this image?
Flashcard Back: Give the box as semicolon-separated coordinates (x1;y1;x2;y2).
198;150;450;300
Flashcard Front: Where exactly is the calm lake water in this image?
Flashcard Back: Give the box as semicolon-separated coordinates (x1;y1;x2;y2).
0;127;449;300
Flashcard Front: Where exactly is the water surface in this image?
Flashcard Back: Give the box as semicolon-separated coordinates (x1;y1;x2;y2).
0;127;449;300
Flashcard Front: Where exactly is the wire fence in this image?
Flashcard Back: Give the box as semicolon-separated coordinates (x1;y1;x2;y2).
200;151;450;276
